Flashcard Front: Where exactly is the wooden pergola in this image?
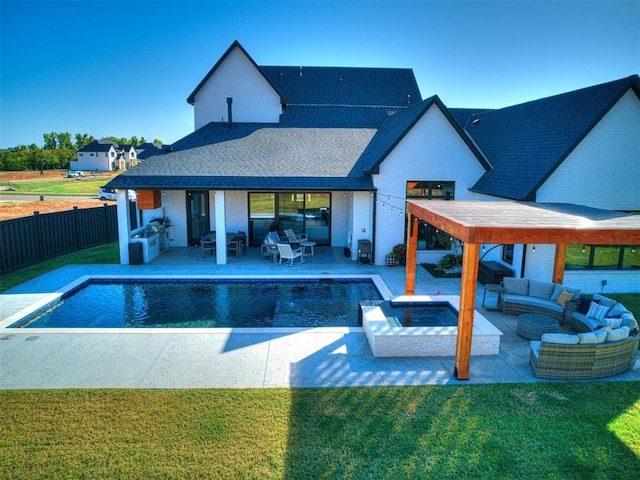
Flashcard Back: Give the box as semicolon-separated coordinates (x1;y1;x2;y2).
405;200;640;380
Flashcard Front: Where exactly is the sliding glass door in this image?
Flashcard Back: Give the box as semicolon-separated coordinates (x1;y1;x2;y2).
248;192;330;245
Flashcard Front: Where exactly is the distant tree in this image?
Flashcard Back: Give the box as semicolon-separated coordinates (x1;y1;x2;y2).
57;132;73;150
153;139;163;147
43;132;57;150
74;133;94;149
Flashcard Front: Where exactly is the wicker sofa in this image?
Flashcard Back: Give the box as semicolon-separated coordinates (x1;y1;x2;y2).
528;293;639;379
530;330;638;379
498;278;581;322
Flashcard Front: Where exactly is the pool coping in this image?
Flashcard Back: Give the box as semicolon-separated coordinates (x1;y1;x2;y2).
0;274;393;333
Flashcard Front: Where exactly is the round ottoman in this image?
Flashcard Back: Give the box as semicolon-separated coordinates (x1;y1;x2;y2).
517;314;560;340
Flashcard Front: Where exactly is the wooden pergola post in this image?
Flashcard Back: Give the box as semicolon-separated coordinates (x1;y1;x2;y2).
454;242;480;380
405;214;419;295
552;244;567;284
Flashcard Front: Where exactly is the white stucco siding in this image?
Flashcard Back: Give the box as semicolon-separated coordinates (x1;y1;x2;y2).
159;191;186;247
537;90;640;210
224;191;249;234
372;105;487;264
331;192;350;247
193;47;282;129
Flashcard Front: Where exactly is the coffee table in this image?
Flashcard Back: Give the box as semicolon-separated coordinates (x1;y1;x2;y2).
517;313;560;340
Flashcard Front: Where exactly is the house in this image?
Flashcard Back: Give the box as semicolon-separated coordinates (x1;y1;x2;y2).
106;40;640;293
72;139;137;171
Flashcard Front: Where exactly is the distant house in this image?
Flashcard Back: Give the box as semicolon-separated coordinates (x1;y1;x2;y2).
72;139;137;171
106;40;640;292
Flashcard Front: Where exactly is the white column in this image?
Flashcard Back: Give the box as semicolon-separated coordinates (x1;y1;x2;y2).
214;191;227;264
117;190;132;264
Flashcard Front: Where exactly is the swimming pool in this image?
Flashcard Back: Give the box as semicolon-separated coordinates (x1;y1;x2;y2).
10;276;389;329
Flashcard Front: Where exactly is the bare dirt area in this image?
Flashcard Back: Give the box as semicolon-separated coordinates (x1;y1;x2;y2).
0;171;116;220
0;199;110;221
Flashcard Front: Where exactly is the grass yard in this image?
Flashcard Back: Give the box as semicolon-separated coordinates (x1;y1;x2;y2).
0;242;119;293
1;384;639;479
5;178;108;196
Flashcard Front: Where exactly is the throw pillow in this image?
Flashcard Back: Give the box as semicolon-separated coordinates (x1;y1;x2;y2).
503;277;529;296
550;284;564;302
602;317;623;329
606;326;630;342
529;280;555;299
540;333;579;344
586;302;610;321
578;297;595;314
556;290;574;308
607;303;629;318
578;329;608;344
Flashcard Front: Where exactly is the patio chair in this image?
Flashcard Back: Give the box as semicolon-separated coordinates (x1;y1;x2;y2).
277;243;304;266
284;229;307;246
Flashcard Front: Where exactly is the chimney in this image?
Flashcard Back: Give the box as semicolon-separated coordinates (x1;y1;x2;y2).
226;97;233;128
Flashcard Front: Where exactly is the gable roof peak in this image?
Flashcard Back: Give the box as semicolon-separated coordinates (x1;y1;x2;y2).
186;40;286;105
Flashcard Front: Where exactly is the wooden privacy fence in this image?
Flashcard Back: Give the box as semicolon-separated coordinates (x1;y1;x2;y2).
0;204;128;274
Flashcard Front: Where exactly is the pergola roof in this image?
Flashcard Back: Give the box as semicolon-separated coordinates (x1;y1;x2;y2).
406;200;640;245
404;200;640;381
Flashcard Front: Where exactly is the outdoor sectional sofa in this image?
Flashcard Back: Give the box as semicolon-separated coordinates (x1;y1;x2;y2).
529;293;639;379
498;277;581;322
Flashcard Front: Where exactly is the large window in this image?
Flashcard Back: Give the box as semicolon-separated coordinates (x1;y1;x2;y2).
565;245;639;270
406;181;454;250
248;192;330;246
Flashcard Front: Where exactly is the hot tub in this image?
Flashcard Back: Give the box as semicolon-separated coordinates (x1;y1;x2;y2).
361;295;503;357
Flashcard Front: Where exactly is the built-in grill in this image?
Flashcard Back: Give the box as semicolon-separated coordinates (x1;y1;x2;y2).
131;218;171;262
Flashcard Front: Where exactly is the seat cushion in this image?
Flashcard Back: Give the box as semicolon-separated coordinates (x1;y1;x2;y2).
592;294;617;308
530;340;541;360
529;280;555;300
501;294;563;313
578;329;608;344
540;333;579;344
606;326;630;342
503;278;529;295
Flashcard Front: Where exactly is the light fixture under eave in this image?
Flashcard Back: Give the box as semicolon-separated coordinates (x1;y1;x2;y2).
582;245;586;253
532;245;536;253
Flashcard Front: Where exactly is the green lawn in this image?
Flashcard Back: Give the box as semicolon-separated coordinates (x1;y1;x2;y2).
0;242;119;293
1;385;639;479
4;178;108;196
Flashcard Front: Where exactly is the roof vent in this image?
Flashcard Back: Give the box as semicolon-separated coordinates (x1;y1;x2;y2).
472;118;480;126
299;66;303;77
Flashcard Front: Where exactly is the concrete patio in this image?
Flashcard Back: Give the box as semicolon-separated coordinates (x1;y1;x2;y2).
1;246;638;389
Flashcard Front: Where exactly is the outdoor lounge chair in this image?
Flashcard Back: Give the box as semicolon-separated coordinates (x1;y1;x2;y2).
284;229;307;246
277;243;304;266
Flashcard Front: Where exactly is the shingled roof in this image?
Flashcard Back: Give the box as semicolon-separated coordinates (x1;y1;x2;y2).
464;75;640;201
109;122;377;191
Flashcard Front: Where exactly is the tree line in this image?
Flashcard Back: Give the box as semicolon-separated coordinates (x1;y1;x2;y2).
0;132;162;172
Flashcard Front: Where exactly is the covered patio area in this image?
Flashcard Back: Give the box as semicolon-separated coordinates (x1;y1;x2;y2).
404;201;640;380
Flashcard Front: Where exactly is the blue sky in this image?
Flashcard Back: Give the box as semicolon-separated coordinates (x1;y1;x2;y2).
1;0;638;148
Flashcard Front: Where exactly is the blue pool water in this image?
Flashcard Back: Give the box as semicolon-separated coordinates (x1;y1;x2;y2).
17;278;382;328
380;301;458;327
